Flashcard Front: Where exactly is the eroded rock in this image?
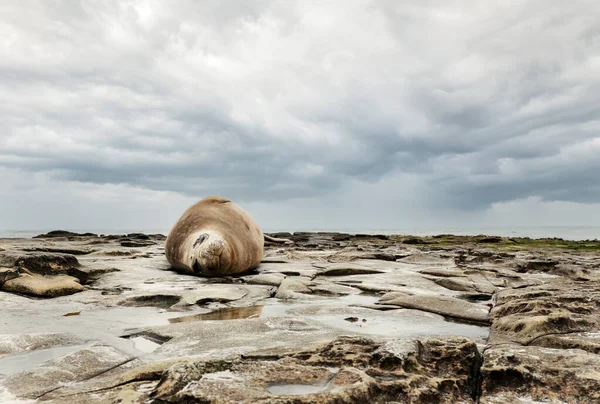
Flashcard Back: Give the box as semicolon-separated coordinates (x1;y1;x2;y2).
480;345;600;403
319;264;385;276
0;333;84;356
381;294;490;324
488;280;600;348
245;273;286;287
0;267;18;285
3;344;132;399
0;250;80;269
118;294;182;309
275;278;315;300
152;336;481;403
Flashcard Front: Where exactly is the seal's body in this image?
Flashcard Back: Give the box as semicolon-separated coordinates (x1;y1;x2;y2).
165;196;264;276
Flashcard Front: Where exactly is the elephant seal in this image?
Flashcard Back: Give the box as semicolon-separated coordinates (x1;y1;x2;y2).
166;196;265;276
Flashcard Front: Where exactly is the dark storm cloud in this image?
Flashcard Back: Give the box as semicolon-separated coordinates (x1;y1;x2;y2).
0;0;599;208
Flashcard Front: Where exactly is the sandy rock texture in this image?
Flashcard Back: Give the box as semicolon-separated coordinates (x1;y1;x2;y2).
0;231;598;403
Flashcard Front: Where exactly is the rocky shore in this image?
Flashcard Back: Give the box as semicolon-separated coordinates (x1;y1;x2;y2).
0;231;599;403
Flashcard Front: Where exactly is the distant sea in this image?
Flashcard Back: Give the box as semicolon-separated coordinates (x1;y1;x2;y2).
0;227;598;241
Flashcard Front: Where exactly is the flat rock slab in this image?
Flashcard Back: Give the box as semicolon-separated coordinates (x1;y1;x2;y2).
127;317;340;358
36;357;148;402
397;253;455;266
319;264;385;276
285;305;488;341
256;261;318;277
419;268;467;277
3;344;133;399
432;276;477;291
2;274;85;297
0;333;85;356
245;273;286;287
275;278;315;300
336;281;406;294
432;276;496;294
309;282;362;296
380;294;490;324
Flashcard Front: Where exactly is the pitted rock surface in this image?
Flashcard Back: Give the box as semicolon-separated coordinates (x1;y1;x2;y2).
0;232;598;402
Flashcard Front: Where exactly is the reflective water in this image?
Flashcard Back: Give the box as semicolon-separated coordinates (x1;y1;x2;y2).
0;344;90;377
169;305;264;323
267;383;330;395
167;293;489;342
299;310;488;340
129;336;161;353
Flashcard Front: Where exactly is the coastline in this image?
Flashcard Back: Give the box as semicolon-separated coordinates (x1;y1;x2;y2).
1;226;599;241
0;230;598;402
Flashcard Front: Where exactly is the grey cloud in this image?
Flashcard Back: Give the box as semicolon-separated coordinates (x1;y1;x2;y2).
0;0;599;214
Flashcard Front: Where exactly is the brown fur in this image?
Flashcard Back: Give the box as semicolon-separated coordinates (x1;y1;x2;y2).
165;196;263;276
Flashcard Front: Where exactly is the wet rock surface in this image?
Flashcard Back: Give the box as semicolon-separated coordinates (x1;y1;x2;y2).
0;232;598;402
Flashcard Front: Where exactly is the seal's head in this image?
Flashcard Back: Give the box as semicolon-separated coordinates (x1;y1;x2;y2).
187;230;229;276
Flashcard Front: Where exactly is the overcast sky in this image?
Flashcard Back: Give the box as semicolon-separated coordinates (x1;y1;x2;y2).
1;0;599;232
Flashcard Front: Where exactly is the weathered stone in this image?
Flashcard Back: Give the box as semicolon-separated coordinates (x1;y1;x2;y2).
2;231;599;402
309;282;361;296
120;240;156;247
153;336;481;403
33;230;98;238
402;237;431;245
419;268;467;277
2;274;85;297
33;357;147;402
0;333;84;356
275;277;315;300
0;252;81;276
515;259;558;273
3;344;132;399
23;246;97;255
338;281;405;294
533;331;600;354
489;280;600;346
381;294;490;324
433;277;477;291
118;294;182;309
127;317;335;358
490;311;597;345
119;358;197;385
246;273;286;286
319;264;385;276
480;345;600;404
0;266;19;285
380;291;413;302
477;236;502;243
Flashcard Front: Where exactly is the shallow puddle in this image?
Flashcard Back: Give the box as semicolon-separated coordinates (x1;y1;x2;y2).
267;383;330;395
129;336;161;353
167;293;488;341
169;305;264;323
168;295;381;323
304;311;488;341
0;344;90;377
